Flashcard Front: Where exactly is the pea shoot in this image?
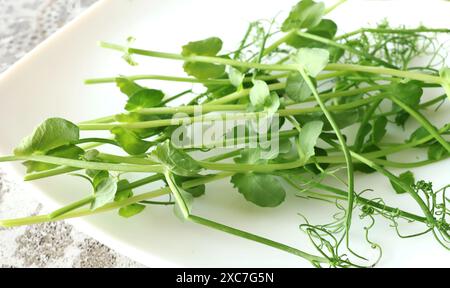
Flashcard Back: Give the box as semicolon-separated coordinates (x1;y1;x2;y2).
1;0;449;267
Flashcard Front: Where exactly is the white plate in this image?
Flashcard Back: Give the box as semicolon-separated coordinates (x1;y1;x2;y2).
0;0;449;267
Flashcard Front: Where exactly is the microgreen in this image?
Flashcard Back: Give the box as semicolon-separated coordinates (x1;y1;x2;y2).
390;171;415;194
231;172;286;207
249;80;271;107
1;0;450;268
23;144;84;173
115;77;164;111
296;121;323;165
152;141;202;177
228;66;245;88
285;72;313;102
111;127;153;155
14;118;79;156
286;19;338;48
182;37;225;79
115;180;146;218
281;0;325;31
91;176;118;210
292;48;330;77
371;116;388;144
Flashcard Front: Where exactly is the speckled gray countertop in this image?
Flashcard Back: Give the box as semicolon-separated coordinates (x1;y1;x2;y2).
0;0;143;268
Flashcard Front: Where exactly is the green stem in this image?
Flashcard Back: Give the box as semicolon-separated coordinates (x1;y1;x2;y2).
74;138;118;146
85;75;228;85
0;188;170;227
353;98;383;152
161;89;192;105
296;31;397;69
100;42;443;85
188;214;328;264
309;182;427;223
198;160;303;173
335;27;450;40
1;155;164;174
324;0;347;14
96;153;158;165
182;172;234;189
349;152;436;226
100;42;297;72
85;73;290;86
165;169;328;265
48;196;94;219
137;104;246;115
326;63;443;84
0;155;20;162
372;158;447;168
389;96;450;153
24;166;81;181
263;0;347;56
373;94;447;119
79;94;383;131
297;67;356;250
78;115;116;125
263;31;296;56
208;82;285;105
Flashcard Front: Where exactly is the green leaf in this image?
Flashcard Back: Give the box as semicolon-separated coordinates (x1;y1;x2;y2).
115;77;164;111
182;37;223;57
116;77;143;97
234;148;267;165
165;171;193;220
249;80;270;108
286;19;338;48
371;116;388;144
427;142;448;161
14;118;79;156
119;204;146;218
23;144;84;173
181;37;225;79
292;48;330;77
265;92;281;116
114;179;146;218
297;121;323;164
231;173;286;207
173;175;205;198
408;127;432;144
228;66;245;87
115;179;133;201
91;177;118;210
83;149;100;162
304;147;329;174
356;123;372;149
183;62;226;79
394;111;409;128
296;108;364;131
125;89;164;111
285;72;313;102
92;170;110;190
153;141;202;176
231;147;285;207
390;81;423;108
281;0;325;32
390;171;415;194
111;127;153;155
